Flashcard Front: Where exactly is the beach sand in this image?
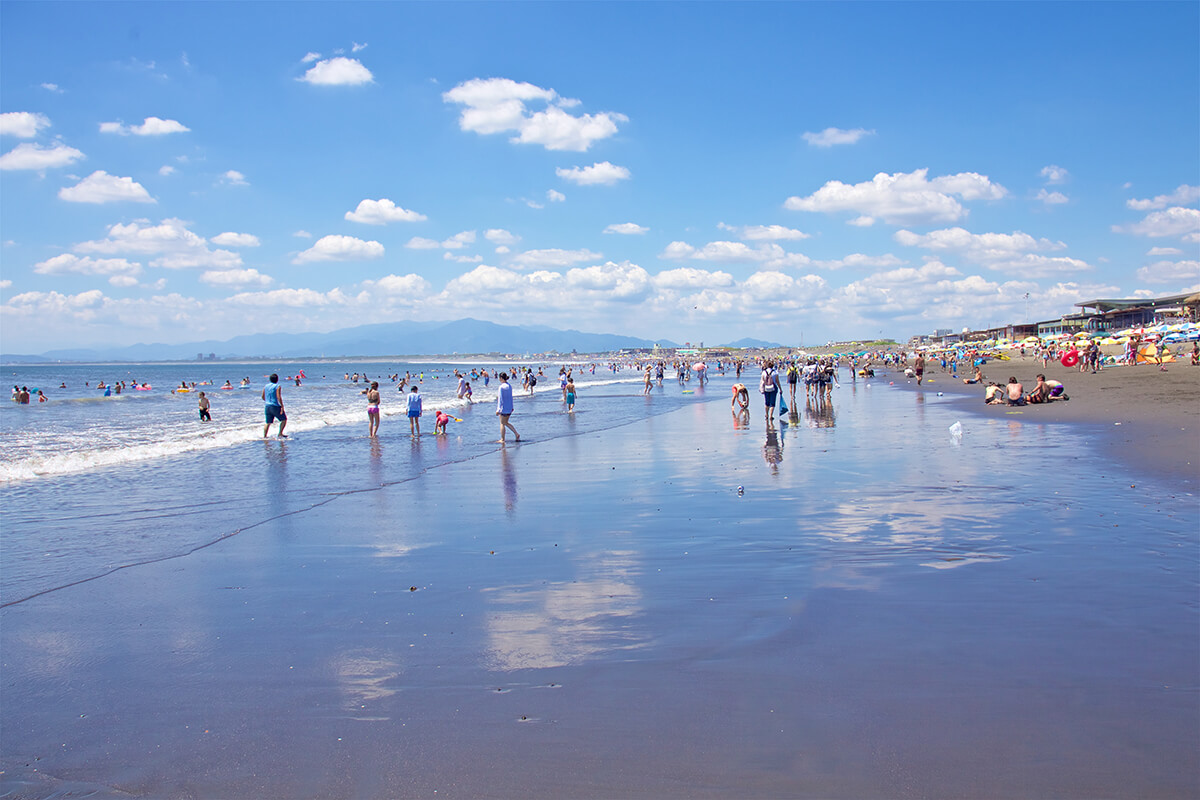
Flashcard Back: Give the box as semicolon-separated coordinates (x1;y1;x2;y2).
2;378;1197;798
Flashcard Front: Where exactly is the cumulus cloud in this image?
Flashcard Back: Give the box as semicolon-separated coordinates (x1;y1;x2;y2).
0;111;51;138
556;161;630;186
485;229;520;245
785;168;1008;225
718;222;810;241
1135;260;1200;284
405;237;441;249
58;170;154;204
510;248;601;269
99;116;190;136
210;232;261;247
200;268;273;286
1036;189;1068;205
228;288;348;307
344;198;427;225
802;127;874;148
1040;165;1069;184
604;222;648;235
293;234;384;264
653;268;735;290
444;252;484;264
72;218;243;271
441;230;477;250
893;226;1088;277
0;142;85;171
443;77;626;152
300;56;374;86
1147;246;1182;256
220;170;248;186
158;165;176;176
1112;207;1200;238
659;240;785;264
547;189;566;203
365;273;432;296
1126;185;1200;211
34;253;142;279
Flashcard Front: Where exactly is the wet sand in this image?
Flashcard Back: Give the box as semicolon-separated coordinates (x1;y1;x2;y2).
2;382;1197;798
882;357;1200;490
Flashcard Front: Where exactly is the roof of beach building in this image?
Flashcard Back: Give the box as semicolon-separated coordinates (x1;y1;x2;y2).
1076;293;1192;313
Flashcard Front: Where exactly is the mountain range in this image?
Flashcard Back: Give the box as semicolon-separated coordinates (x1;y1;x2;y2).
0;319;788;363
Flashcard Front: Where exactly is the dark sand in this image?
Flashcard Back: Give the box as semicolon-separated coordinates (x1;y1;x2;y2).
2;378;1197;799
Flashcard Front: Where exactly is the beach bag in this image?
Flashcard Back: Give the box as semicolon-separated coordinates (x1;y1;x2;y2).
779;395;788;414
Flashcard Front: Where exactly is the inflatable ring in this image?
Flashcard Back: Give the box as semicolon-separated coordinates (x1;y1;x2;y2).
1060;350;1080;367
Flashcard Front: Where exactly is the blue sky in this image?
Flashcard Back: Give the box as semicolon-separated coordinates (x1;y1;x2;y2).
2;1;1197;353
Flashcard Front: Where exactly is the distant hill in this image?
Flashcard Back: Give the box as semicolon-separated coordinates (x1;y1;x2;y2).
17;319;680;362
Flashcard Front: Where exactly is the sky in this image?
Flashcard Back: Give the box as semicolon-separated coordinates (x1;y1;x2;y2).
1;1;1198;354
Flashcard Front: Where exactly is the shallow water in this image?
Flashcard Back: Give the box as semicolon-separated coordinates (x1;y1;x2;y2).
1;370;1196;798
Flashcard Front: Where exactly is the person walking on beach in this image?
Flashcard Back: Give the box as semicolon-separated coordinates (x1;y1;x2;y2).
262;374;287;438
406;385;423;437
759;361;780;424
644;366;653;395
366;381;381;437
496;372;520;443
198;391;211;422
914;354;925;385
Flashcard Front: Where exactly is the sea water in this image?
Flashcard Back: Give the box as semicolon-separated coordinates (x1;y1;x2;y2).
0;359;701;604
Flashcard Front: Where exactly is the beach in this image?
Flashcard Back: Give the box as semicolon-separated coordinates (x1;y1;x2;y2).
1;364;1197;798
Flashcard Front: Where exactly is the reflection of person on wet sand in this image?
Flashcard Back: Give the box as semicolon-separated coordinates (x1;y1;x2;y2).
763;426;782;470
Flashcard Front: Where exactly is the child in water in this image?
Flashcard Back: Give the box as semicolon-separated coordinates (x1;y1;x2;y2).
434;410;453;434
406;385;422;437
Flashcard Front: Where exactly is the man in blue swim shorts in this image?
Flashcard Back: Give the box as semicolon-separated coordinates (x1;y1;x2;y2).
262;373;287;438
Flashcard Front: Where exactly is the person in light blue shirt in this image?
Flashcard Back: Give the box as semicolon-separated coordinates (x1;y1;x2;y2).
262;373;287;438
495;372;519;443
406;385;423;437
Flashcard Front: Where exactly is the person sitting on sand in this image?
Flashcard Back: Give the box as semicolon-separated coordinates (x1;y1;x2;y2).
1005;376;1025;406
963;365;985;385
1026;374;1051;404
984;382;1005;405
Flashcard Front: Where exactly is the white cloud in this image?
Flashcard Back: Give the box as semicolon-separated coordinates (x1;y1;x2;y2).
547;189;566;203
228;288;346;307
847;216;875;227
484;229;520;245
441;230;476;250
0;142;85;171
820;253;906;270
1135;260;1200;284
99;116;190;136
525;199;545;209
445;252;484;263
352;42;368;53
405;237;441;249
158;165;175;176
152;249;242;271
494;245;510;254
1113;207;1200;238
718;222;810;241
653;268;735;290
0;112;51;138
660;240;784;264
210;232;261;247
300;57;374;86
293;234;384;263
200;268;273;287
293;230;313;239
510;248;601;269
893;226;1088;277
785;168;1008;225
59;171;154;204
1147;246;1182;256
40;83;63;94
566;261;651;300
220;170;248;186
365;273;432;295
71;218;240;272
1036;189;1068;205
34;253;142;279
802;127;874;148
443;77;626;152
1126;185;1200;211
1040;165;1069;184
604;222;648;235
301;52;322;63
0;280;11;289
556;161;630;186
344;198;427;225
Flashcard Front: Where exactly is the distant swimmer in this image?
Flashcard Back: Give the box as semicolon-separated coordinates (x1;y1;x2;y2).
367;382;381;437
262;373;287;438
37;390;47;403
198;391;211;422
